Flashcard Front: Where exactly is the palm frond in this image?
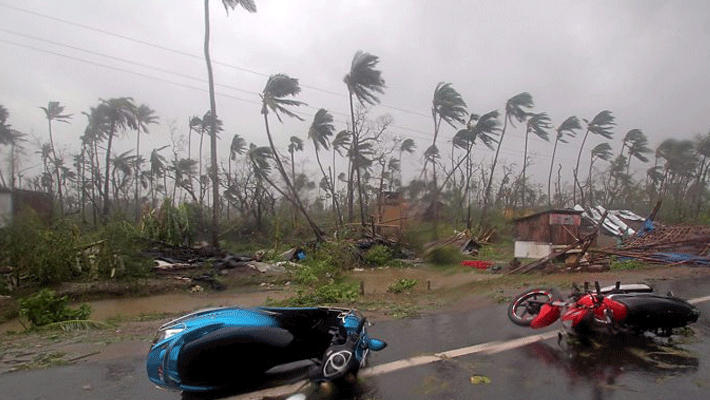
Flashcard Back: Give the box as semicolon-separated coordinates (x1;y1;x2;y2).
526;112;552;141
587;110;616;139
400;138;417;154
222;0;257;13
344;51;385;106
261;74;306;122
591;142;613;161
556;115;581;140
308;108;335;151
505;92;534;126
433;82;467;128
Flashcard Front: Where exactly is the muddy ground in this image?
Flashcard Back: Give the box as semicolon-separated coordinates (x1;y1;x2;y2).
1;264;709;374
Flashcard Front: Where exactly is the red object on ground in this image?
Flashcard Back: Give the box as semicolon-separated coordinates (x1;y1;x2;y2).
461;260;493;270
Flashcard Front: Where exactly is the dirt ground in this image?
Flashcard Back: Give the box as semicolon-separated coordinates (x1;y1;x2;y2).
1;264;709;374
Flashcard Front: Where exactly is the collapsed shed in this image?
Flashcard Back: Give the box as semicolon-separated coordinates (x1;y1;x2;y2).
512;209;592;259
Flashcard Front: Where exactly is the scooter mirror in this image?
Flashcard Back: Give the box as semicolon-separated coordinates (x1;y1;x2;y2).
368;338;387;351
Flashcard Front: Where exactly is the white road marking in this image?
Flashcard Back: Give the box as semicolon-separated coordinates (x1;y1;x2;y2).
231;293;710;399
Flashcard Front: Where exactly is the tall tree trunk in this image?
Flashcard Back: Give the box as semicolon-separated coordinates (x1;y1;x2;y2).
101;121;116;222
573;128;591;206
522;127;529;211
204;0;220;248
263;113;324;241
548;138;559;208
134;130;141;221
47;119;64;215
481;115;509;227
348;93;367;228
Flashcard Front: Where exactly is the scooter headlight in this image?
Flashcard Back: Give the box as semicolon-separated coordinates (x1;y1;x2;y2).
152;324;186;344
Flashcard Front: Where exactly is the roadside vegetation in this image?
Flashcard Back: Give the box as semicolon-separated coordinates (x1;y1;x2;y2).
2;2;710;332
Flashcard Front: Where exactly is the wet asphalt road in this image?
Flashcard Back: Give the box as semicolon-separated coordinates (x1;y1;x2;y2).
2;276;709;400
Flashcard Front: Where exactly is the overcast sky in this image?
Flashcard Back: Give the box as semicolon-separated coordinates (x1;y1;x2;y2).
2;0;710;189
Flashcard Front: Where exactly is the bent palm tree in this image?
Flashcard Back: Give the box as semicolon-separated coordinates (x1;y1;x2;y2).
621;129;650;174
548;116;581;206
344;51;385;227
308;109;342;225
260;73;323;241
98;97;137;222
454;110;500;228
587;142;613;205
573;110;615;205
40;101;72;215
133;104;158;220
482;92;533;226
428;82;467;238
203;0;256;247
521;112;551;209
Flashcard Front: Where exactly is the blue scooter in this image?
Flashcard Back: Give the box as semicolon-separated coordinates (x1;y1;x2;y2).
146;306;386;393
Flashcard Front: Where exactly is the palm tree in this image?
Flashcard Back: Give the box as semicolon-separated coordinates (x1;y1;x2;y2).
0;105;25;188
398;138;417;188
133;104;158;220
149;145;169;206
482;92;534;225
198;111;223;206
548;116;581;207
308;108;342;225
203;0;256;248
587;142;613;205
453;110;500;228
656;139;697;203
519;112;551;209
621;129;651;174
225;133;246;220
287;135;304;224
331;129;351;221
573;110;615;205
98;97;137;222
260;73;324;241
344;51;385;227
287;136;304;191
427;82;467;238
40;101;72;215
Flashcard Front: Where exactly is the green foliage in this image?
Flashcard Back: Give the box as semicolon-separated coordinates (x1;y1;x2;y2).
425;246;462;266
0;211;82;285
280;241;363;306
610;258;645;270
79;221;151;279
18;289;91;328
387;278;419;293
140;199;193;246
281;281;359;306
363;244;393;266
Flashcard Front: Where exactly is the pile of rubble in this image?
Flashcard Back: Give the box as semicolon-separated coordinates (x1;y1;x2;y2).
592;222;710;267
509;201;710;274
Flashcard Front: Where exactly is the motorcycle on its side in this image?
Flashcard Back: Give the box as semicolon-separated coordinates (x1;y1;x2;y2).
507;281;700;338
146;306;386;394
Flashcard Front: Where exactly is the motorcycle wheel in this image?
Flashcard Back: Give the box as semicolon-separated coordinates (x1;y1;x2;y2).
507;287;561;327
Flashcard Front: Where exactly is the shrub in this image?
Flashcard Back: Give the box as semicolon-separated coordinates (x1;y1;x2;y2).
0;212;82;285
283;281;359;306
387;278;419;293
18;289;91;328
610;258;645;270
363;245;392;266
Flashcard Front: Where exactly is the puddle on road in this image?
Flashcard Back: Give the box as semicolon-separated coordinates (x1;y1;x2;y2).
523;335;699;384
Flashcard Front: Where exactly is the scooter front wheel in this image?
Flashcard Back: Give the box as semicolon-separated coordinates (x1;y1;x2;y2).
507;288;561;326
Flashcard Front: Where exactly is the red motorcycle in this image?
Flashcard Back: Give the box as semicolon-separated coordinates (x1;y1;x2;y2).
507;282;700;338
